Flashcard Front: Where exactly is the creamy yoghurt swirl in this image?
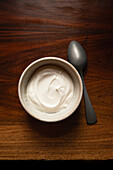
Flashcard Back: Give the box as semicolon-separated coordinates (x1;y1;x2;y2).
26;65;74;113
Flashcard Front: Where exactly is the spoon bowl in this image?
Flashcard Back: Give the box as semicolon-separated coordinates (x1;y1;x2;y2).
68;41;87;71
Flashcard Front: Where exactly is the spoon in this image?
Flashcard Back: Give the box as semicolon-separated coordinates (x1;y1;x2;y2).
67;40;97;124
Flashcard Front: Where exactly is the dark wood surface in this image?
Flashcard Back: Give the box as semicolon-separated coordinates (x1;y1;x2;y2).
0;0;113;160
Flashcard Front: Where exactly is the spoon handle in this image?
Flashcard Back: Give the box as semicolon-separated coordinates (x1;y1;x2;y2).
80;71;97;125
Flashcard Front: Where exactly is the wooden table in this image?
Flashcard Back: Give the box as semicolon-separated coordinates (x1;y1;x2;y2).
0;0;113;160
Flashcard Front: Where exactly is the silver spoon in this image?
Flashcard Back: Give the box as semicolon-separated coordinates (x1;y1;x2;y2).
67;40;97;124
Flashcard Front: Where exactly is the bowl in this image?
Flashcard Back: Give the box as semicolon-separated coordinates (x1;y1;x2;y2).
18;57;83;122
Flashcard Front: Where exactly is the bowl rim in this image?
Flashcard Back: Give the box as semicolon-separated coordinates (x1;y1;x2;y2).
18;57;83;122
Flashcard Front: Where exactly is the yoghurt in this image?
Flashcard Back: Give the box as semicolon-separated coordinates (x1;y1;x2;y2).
26;65;74;113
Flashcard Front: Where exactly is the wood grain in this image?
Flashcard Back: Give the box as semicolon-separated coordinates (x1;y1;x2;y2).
0;0;113;160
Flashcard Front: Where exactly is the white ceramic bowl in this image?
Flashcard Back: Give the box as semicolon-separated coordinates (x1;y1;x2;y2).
18;57;83;122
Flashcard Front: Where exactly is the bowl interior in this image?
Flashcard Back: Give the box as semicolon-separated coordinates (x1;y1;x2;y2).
18;57;83;122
